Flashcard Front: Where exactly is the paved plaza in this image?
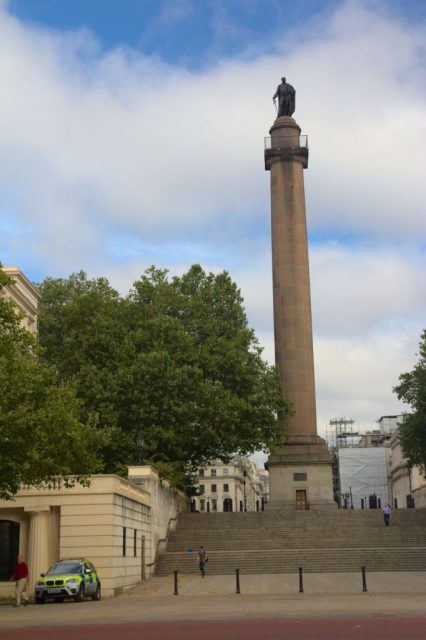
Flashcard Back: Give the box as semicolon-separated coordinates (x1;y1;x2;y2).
1;572;426;631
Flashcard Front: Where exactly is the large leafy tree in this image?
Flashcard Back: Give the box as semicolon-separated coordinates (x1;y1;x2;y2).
0;268;102;499
394;330;426;470
38;266;287;486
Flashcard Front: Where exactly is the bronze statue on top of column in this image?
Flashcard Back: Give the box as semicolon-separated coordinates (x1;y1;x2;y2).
273;77;296;117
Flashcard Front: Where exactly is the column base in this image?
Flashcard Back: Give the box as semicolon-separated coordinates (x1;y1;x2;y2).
266;435;336;510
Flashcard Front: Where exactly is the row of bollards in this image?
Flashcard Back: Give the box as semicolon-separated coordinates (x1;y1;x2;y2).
172;566;369;595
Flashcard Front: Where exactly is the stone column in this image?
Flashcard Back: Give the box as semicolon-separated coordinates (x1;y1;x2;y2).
265;116;334;509
25;507;50;589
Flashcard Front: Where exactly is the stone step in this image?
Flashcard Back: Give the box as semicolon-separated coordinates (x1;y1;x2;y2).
155;548;426;576
156;510;426;576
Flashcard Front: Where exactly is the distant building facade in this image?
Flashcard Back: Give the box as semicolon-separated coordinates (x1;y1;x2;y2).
387;419;426;509
0;266;40;337
192;457;268;512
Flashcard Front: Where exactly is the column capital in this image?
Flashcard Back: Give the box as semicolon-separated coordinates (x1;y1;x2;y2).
24;506;51;516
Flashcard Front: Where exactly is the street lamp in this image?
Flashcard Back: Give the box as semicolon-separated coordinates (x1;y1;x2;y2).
243;470;247;511
135;434;145;465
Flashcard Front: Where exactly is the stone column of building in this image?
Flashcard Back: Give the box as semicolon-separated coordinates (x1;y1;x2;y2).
25;507;51;589
265;116;334;510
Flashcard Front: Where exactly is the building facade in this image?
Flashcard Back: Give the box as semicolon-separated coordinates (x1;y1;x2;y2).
0;467;186;598
0;266;40;337
191;457;268;513
387;427;426;509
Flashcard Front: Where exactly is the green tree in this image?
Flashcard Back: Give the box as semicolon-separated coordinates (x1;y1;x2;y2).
394;330;426;470
0;268;102;500
38;266;287;487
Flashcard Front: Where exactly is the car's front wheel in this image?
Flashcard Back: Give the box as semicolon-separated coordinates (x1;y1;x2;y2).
91;583;101;601
74;584;85;603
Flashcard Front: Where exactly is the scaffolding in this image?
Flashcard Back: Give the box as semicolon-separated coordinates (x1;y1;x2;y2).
326;417;390;508
326;417;359;450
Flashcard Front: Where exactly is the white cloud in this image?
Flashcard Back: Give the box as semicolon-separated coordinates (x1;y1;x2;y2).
0;1;425;430
0;1;425;271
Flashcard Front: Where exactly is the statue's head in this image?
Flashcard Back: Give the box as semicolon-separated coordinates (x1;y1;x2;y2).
281;77;286;83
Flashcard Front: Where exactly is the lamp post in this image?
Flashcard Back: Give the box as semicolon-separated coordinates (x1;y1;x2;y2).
243;470;247;511
136;434;145;465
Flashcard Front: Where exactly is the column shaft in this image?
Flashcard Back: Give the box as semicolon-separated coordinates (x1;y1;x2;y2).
26;509;50;590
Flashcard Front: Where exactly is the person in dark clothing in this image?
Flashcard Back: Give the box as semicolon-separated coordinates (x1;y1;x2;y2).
197;545;208;577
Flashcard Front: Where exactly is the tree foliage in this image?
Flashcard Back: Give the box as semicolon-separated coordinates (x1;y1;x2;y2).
393;330;426;470
0;268;102;500
38;266;287;486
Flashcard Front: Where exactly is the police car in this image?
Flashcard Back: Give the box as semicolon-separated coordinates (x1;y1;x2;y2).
34;559;101;603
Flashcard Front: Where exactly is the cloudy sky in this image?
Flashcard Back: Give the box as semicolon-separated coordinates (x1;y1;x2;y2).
1;0;425;441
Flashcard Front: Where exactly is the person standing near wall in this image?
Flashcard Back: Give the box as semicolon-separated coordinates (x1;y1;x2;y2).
10;555;30;607
383;502;392;527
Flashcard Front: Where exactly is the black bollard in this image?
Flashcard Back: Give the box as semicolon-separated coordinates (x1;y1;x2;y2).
298;566;304;593
235;568;241;594
361;566;367;592
174;570;178;595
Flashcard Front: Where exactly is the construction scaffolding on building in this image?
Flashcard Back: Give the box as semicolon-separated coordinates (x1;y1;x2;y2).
327;418;390;509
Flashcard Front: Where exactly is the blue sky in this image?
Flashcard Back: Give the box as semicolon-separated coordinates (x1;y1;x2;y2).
9;1;342;65
1;0;426;434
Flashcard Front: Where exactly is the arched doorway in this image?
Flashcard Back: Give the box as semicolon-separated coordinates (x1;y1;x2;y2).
0;521;20;581
223;498;233;512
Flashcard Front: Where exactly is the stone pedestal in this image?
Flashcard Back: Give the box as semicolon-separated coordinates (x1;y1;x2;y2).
265;116;334;510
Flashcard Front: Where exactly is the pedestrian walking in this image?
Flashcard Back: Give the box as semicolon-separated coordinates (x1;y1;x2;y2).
383;502;392;527
197;545;208;578
10;555;29;607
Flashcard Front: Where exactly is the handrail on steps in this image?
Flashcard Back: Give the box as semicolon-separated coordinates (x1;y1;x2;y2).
145;516;178;568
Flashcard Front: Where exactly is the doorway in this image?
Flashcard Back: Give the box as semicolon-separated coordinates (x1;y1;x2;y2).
295;490;308;510
223;498;233;512
0;521;19;581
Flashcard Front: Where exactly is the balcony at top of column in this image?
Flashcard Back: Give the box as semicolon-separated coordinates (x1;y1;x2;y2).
264;135;309;171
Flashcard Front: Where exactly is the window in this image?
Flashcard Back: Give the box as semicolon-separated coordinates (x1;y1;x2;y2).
224;484;229;492
211;469;216;477
199;484;205;495
199;469;204;476
123;527;127;556
212;499;217;511
200;499;205;511
223;468;228;476
211;484;217;493
134;529;137;557
293;473;307;481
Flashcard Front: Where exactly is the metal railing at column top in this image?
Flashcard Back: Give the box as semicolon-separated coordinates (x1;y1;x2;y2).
264;135;308;150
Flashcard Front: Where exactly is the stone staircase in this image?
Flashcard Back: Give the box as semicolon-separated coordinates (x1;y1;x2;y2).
155;509;426;575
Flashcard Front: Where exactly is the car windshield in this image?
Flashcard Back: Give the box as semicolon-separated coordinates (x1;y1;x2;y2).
47;562;82;575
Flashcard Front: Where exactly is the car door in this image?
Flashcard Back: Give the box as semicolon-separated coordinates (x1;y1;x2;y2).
83;562;95;594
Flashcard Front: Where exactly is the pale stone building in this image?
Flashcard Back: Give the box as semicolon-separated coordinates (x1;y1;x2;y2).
0;466;186;598
191;457;268;513
0;266;40;337
387;427;426;509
